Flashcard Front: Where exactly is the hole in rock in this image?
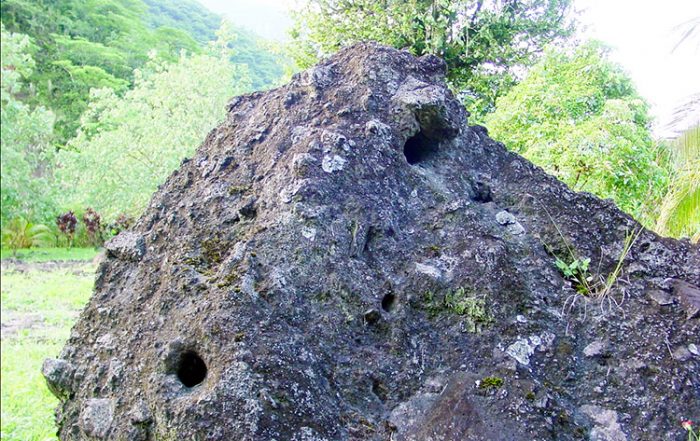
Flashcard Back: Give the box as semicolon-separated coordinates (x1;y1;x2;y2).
176;351;207;388
381;293;396;312
471;180;492;203
403;131;438;165
372;378;388;402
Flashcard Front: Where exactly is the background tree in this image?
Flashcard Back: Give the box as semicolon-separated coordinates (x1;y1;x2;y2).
291;0;573;119
1;24;56;226
484;42;668;226
56;28;252;218
1;0;287;144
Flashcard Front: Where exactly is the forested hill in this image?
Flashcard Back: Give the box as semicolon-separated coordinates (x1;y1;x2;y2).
140;0;287;90
0;0;286;142
142;0;221;43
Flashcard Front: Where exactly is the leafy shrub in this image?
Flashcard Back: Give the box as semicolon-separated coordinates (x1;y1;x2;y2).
1;218;54;254
82;207;104;246
57;39;251;219
56;211;78;248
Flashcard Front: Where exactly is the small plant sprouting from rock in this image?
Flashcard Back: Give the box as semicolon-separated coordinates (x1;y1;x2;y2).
682;420;699;441
228;185;250;196
478;376;504;389
423;287;493;332
555;256;592;294
541;202;642;315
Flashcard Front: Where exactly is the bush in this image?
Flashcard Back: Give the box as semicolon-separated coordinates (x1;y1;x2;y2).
485;42;668;226
1;218;55;254
82;207;104;246
55;211;78;248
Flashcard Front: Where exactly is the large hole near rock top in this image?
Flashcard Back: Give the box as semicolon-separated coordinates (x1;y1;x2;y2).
403;130;438;165
176;351;207;388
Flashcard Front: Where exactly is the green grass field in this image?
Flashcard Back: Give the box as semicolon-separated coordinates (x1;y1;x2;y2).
1;249;97;440
0;247;100;262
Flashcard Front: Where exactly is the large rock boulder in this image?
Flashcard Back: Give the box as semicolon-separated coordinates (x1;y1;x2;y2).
44;43;699;440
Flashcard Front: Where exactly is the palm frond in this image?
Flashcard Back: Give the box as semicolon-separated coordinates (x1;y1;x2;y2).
671;16;700;53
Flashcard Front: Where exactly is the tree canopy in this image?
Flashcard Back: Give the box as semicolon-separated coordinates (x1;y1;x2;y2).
1;23;56;224
485;42;669;225
57;36;251;218
291;0;573;119
0;0;287;143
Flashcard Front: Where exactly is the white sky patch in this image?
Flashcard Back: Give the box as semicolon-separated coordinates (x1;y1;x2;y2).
198;0;296;41
575;0;700;136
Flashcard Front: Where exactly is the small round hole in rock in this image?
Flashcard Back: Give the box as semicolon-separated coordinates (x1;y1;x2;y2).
176;351;207;388
403;131;437;165
381;293;396;312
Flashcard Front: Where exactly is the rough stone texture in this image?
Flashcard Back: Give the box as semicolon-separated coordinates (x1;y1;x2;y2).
79;399;114;438
45;43;699;440
104;232;145;262
41;358;74;401
579;405;627;441
674;279;700;319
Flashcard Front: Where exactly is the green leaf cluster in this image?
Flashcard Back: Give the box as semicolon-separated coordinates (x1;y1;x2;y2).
555;256;592;294
1;217;54;253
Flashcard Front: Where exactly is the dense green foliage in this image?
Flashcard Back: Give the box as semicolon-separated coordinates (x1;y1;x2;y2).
1;0;286;143
1;0;204;142
656;124;700;241
1;0;287;237
142;0;221;43
57;33;251;218
485;43;669;225
1;24;57;224
291;0;573;119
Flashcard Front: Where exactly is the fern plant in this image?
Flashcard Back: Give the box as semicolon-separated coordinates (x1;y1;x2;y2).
1;218;54;254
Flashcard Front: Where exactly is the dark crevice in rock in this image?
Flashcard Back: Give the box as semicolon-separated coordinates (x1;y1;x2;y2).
471;180;493;203
372;378;388;402
403;130;438;165
381;293;396;312
363;226;379;254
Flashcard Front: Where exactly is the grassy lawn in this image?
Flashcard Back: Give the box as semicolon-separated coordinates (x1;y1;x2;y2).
1;249;96;441
0;247;100;262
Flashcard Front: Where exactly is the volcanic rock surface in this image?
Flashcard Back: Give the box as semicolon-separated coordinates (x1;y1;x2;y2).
44;43;699;440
